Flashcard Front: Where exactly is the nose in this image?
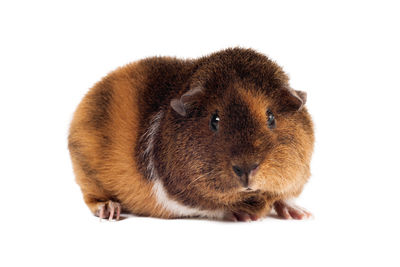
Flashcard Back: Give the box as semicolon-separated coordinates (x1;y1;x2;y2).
232;163;259;187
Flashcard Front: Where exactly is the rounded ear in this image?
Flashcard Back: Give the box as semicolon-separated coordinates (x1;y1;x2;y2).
170;98;187;116
278;88;307;111
170;86;203;116
295;90;307;105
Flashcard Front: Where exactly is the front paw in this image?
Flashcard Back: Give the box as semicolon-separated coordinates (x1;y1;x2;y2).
273;200;312;220
226;193;267;222
224;211;260;222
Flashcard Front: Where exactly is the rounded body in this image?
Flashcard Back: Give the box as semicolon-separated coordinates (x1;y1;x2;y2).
68;48;314;220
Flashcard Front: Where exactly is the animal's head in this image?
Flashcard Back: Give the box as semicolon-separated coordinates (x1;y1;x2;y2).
162;48;314;207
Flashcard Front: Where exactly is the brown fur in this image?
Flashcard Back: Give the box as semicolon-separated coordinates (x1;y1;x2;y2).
68;48;314;220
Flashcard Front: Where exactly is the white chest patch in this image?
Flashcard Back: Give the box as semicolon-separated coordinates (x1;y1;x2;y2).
152;179;225;220
143;111;224;220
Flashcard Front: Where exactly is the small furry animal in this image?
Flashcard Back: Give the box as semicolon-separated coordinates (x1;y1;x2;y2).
68;48;314;221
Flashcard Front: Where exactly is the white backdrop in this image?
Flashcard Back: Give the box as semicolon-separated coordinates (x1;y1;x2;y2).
1;1;399;266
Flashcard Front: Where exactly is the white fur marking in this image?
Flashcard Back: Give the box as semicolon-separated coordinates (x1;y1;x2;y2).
152;180;225;219
142;111;224;219
141;111;164;180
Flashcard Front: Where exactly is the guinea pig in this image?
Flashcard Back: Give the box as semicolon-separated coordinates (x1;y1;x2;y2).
68;47;314;222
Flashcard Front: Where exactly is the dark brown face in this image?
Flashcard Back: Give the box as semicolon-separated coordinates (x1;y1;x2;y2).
163;81;314;208
197;85;274;192
160;48;314;209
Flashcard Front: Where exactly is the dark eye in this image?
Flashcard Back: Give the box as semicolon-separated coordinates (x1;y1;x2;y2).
266;109;276;129
210;112;219;132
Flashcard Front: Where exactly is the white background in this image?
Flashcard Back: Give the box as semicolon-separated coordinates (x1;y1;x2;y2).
1;0;399;266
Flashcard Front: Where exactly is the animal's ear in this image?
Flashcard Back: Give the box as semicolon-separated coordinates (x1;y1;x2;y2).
295;90;307;105
278;87;307;111
170;86;203;116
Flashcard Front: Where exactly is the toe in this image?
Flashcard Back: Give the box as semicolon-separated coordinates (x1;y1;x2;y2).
249;214;259;221
234;212;252;222
95;201;122;221
288;207;305;219
115;204;121;221
224;212;238;222
274;203;291;219
288;205;312;219
98;205;105;220
279;207;291;219
108;202;115;221
274;200;312;220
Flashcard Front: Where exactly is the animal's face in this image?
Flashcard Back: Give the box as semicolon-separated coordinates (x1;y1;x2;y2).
161;48;314;207
166;81;314;201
